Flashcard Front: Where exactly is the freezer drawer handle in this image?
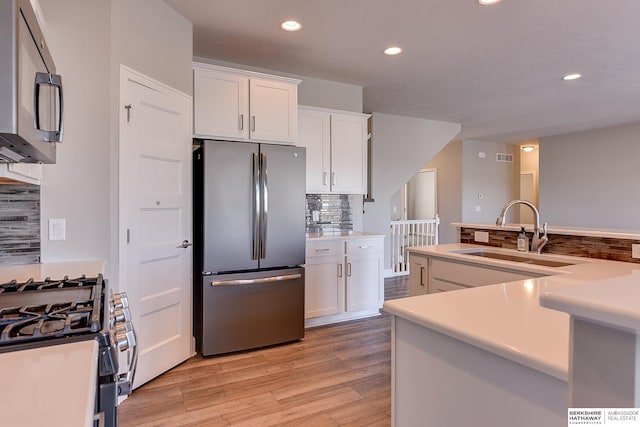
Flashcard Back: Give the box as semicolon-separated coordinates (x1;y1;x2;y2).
211;273;302;287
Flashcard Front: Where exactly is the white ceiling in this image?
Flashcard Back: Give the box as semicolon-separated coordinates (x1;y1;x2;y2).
165;0;640;142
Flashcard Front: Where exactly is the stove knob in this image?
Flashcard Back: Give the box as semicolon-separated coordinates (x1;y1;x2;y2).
115;322;136;352
112;292;129;310
113;307;131;323
115;321;133;335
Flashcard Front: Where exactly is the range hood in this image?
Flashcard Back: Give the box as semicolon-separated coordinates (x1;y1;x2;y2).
0;0;63;164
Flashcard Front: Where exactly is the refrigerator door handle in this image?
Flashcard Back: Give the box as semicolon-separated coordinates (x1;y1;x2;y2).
252;152;260;260
211;273;302;287
260;152;268;259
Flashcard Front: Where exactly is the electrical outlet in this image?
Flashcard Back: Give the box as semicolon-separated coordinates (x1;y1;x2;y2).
48;218;66;241
474;231;489;243
632;244;640;259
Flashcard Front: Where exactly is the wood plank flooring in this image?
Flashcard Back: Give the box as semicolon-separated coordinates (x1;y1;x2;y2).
118;277;408;426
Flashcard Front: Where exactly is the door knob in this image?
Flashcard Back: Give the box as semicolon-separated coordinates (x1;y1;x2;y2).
177;240;193;248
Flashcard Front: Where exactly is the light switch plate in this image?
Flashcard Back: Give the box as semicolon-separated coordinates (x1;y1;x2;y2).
474;231;489;243
632;244;640;259
49;218;66;241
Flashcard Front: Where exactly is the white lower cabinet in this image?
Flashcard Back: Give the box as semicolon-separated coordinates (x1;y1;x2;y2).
305;236;383;327
408;254;429;296
408;251;545;296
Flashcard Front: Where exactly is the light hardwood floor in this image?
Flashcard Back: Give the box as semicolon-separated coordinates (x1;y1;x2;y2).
119;277;408;426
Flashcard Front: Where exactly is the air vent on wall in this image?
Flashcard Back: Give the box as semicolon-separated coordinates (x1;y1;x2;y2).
496;153;513;162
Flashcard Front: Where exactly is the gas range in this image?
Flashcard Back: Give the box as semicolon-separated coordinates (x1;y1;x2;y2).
0;275;103;351
0;273;137;427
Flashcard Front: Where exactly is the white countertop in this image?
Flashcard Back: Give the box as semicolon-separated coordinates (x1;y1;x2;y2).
306;231;385;240
541;272;640;332
453;222;640;240
383;244;640;381
0;340;99;427
0;260;105;283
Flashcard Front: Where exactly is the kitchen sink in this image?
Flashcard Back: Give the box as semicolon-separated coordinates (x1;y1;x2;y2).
452;249;577;267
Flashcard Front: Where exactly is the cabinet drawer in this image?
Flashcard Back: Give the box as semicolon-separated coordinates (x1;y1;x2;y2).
429;278;468;293
431;258;538;288
346;238;383;255
306;240;344;258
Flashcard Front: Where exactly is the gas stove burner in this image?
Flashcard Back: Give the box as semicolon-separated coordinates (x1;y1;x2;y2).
0;301;95;342
18;319;66;336
0;276;103;347
0;275;98;294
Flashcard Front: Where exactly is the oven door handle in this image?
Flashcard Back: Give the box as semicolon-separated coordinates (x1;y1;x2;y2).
116;324;138;396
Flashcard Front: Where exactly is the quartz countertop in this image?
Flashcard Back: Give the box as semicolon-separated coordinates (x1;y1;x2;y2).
306;231;385;240
0;260;106;283
541;272;640;332
383;244;640;381
0;340;99;427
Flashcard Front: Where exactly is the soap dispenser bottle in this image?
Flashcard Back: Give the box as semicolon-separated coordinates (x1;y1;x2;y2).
517;227;529;252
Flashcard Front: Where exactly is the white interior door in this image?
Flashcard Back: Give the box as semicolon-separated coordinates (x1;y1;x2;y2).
119;66;192;388
407;169;437;220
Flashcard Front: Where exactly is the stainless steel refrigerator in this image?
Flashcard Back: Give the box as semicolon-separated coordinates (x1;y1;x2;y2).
193;139;306;356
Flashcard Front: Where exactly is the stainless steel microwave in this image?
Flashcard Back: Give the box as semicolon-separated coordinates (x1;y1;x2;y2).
0;0;63;164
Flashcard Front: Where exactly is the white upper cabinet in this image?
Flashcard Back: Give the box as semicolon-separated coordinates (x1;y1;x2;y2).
298;108;331;193
330;113;368;194
0;163;43;185
193;67;248;140
298;106;370;194
193;63;299;145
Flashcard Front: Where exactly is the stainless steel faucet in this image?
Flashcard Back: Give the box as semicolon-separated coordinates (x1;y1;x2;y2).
496;200;549;254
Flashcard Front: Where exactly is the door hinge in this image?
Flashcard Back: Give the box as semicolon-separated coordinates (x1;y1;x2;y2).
126;229;131;244
124;104;132;122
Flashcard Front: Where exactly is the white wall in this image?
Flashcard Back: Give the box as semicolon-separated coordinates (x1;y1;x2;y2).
193;57;363;113
38;0;192;282
461;139;520;224
364;112;461;270
539;122;640;230
38;0;112;268
425;140;463;244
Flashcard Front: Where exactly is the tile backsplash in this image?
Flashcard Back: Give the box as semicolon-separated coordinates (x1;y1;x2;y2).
459;227;640;264
306;194;361;233
0;184;40;265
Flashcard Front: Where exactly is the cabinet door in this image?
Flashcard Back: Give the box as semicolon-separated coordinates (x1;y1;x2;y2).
408;254;429;296
249;78;297;144
0;163;43;185
298;109;331;193
193;67;248;140
330;114;367;194
346;254;382;312
304;257;345;318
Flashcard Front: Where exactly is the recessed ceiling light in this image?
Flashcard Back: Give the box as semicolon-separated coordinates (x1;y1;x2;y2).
522;146;535;152
478;0;502;5
281;20;301;31
384;46;402;56
563;73;582;81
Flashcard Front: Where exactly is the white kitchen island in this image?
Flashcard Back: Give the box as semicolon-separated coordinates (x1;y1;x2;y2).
383;244;640;427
